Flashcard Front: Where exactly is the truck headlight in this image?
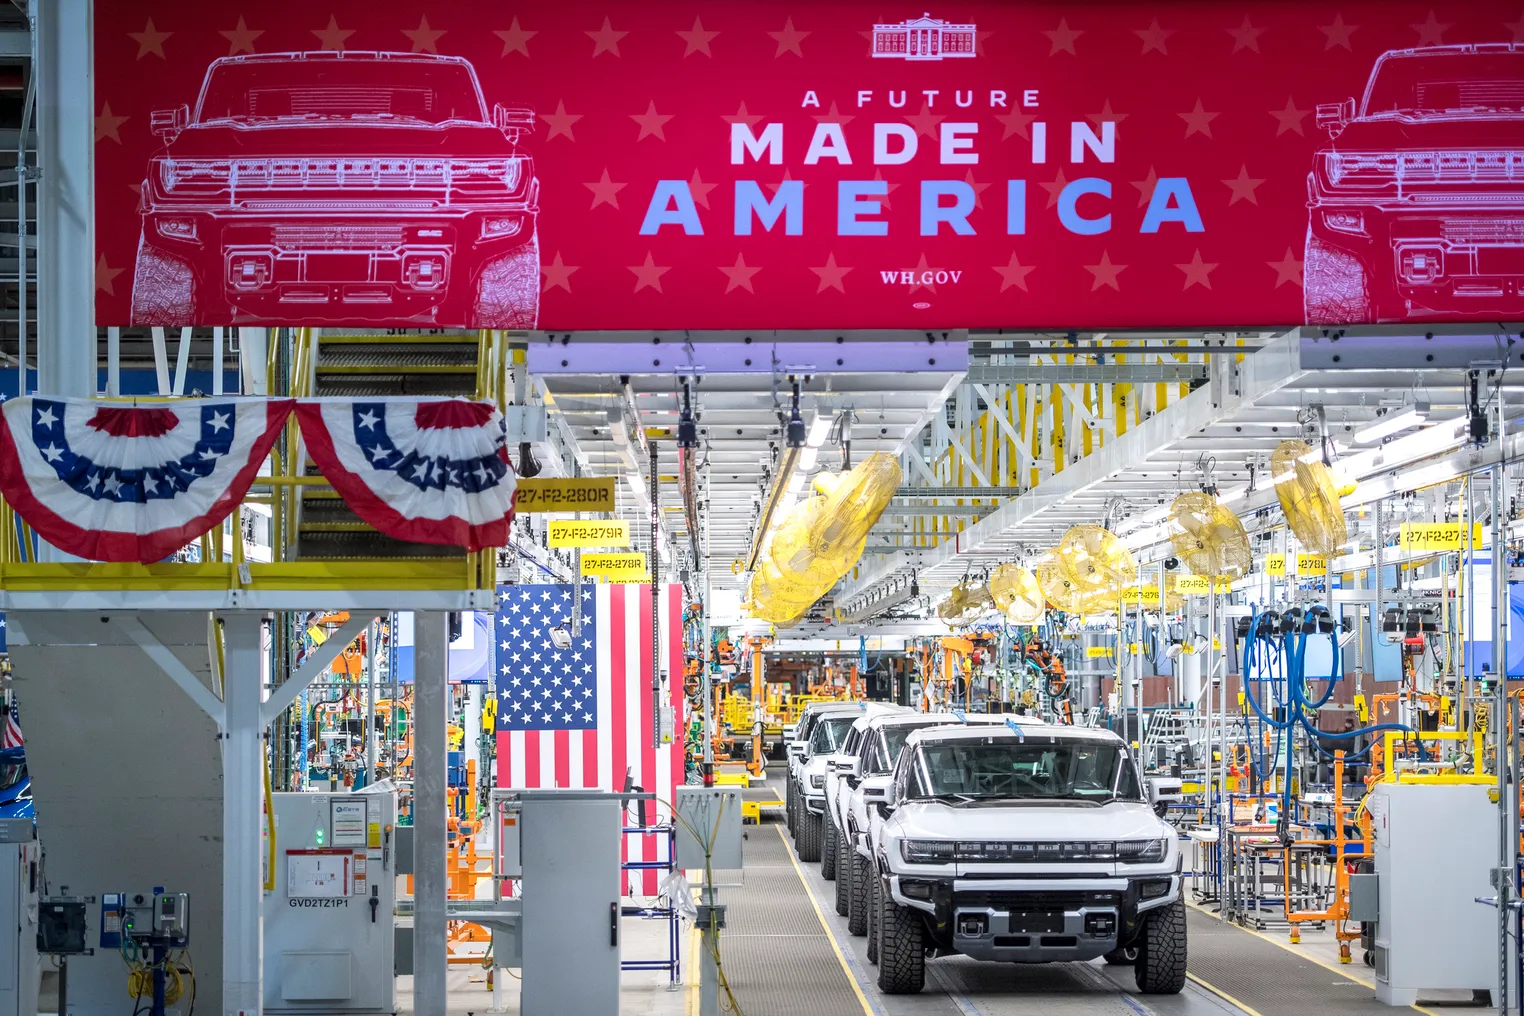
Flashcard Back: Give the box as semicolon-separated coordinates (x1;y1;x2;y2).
480;216;524;240
901;839;955;864
1322;209;1365;236
810;774;824;789
1117;838;1169;864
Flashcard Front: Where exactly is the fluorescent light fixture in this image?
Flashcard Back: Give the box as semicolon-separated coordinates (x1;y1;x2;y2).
787;471;806;493
1217;486;1247;505
798;446;819;471
1268;471;1295;486
1380;418;1466;463
1355;406;1426;444
807;414;833;448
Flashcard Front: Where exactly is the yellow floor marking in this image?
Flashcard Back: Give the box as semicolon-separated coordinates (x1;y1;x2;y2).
1187;972;1269;1016
1184;900;1440;1016
775;824;875;1016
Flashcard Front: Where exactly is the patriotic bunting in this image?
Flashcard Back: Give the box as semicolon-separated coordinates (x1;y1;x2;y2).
296;398;517;551
0;396;292;562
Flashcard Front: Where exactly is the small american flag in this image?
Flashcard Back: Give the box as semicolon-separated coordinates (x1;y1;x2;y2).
494;583;684;895
2;702;22;750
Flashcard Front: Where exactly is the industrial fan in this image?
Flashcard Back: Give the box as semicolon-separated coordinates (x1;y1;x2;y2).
745;452;903;626
1036;558;1088;613
937;579;993;624
1056;525;1138;592
1167;491;1253;581
988;564;1045;624
1270;440;1348;558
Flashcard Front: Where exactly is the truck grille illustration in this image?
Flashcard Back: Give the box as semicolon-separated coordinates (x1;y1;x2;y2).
130;51;540;329
1306;43;1524;324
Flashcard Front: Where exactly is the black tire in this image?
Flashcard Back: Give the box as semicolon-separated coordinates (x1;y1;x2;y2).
847;850;869;935
1104;944;1139;965
866;871;879;964
822;817;838;880
876;878;926;994
1134;900;1187;994
797;813;821;862
786;777;796;833
833;832;853;916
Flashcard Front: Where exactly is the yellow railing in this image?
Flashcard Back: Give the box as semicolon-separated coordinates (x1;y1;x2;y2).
0;328;511;596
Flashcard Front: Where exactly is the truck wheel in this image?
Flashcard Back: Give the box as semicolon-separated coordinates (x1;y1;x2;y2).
130;238;196;325
866;872;879;964
821;817;838;880
847;851;869;935
1134;900;1187;994
1103;944;1139;965
797;813;821;862
785;779;796;834
833;831;850;915
473;235;540;328
876;880;925;994
1303;228;1370;325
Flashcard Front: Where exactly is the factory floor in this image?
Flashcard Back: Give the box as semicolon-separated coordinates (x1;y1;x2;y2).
726;769;1482;1016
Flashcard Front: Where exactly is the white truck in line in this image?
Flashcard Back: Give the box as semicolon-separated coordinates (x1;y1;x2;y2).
862;722;1187;995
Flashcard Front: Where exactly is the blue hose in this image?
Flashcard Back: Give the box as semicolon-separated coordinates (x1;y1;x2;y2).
1239;603;1414;828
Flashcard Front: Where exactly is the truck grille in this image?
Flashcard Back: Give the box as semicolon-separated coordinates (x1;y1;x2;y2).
1398;151;1524;183
1442;218;1524;244
272;224;405;250
955;890;1120;911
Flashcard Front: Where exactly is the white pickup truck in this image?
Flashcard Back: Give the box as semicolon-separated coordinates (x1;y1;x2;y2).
789;704;870;862
864;723;1186;995
827;713;1042;940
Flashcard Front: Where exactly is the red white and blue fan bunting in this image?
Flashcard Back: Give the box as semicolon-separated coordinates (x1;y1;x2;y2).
296;398;516;551
0;396;293;562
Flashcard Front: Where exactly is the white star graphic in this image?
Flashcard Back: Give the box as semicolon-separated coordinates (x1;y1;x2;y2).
473;464;488;483
562;589;572;600
532;675;542;686
90;474;103;491
39;443;61;463
145;474;161;493
532;652;543;663
573;675;584;686
563;712;573;722
552;675;563;686
499;688;510;699
208;411;230;433
34;406;56;429
103;474;123;496
512;652;522;663
542;590;552;601
511;676;522;687
500;665;509;675
583;712;593;722
583;639;593;650
357;410;380;430
368;444;391;462
498;615;510;626
500;640;509;651
200;448;219;460
510;601;522;614
409;462;426;480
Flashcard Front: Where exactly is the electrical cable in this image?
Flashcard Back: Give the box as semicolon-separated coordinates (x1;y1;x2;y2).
1240;603;1414;841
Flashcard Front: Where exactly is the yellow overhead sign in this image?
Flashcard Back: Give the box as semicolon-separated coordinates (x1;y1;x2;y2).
548;519;630;548
1398;522;1482;552
1175;575;1211;595
515;477;616;513
1266;554;1287;577
1085;645;1111;659
581;552;650;582
1298;554;1328;576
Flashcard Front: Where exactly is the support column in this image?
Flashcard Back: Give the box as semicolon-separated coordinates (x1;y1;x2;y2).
35;0;95;398
365;619;379;784
412;612;449;1014
222;613;265;1016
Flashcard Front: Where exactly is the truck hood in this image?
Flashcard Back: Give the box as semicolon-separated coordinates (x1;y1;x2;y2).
891;799;1165;842
1332;114;1524;150
163;120;514;159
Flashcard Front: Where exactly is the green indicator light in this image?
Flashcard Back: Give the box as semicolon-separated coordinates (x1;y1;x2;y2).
316;828;325;846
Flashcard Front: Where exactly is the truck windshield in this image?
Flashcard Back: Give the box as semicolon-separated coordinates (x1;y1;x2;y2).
879;722;948;770
910;738;1141;802
1363;52;1524;116
809;716;857;755
197;59;488;125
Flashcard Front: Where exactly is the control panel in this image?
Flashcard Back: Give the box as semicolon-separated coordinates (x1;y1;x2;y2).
100;889;189;950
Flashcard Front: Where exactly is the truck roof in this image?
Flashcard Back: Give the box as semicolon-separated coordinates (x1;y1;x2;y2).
208;51;472;69
903;722;1125;748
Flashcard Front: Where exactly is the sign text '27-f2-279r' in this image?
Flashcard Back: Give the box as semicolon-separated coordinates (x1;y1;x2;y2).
93;2;1524;330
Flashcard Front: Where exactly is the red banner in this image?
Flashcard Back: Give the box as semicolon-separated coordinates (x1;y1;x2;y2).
93;3;1524;330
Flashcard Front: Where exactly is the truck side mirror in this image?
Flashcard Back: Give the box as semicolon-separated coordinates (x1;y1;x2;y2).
493;103;535;140
1315;98;1355;135
1147;776;1183;818
861;775;893;814
150;104;190;140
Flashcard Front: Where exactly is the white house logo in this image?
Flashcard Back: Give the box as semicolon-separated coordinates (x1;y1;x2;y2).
870;14;977;60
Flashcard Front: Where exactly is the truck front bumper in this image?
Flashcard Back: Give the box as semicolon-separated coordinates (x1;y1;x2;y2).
890;873;1180;962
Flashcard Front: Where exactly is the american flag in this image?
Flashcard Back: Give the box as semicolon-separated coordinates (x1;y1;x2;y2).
1;701;21;750
494;582;684;896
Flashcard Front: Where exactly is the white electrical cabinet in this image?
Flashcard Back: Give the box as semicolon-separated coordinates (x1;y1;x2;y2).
264;792;397;1013
0;821;38;1016
1370;782;1497;1006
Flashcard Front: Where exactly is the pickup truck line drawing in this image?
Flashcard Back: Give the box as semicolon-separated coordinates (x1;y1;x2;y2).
1306;43;1524;324
130;50;540;329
